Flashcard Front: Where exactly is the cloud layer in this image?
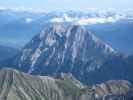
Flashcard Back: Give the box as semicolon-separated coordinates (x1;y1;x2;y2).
50;14;128;25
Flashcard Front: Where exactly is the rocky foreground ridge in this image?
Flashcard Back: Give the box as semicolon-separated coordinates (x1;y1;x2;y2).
0;68;133;100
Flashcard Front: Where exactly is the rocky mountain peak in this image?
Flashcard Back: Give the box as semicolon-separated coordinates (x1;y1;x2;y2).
13;23;117;84
40;23;66;39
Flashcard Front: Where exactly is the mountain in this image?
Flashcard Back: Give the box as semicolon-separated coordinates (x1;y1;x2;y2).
0;45;19;63
11;23;120;84
11;23;133;84
0;68;132;100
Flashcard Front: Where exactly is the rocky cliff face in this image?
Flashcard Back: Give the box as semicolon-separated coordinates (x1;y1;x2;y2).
13;23;118;83
0;68;132;100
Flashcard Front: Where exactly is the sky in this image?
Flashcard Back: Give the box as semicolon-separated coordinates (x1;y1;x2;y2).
0;0;133;11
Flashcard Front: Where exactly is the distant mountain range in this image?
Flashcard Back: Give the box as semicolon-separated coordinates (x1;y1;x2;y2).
0;45;19;62
0;68;132;100
0;9;133;54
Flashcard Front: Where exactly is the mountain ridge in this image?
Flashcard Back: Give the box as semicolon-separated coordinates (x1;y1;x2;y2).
0;68;133;100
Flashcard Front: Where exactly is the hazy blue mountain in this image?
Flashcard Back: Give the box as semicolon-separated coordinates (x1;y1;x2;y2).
0;45;19;62
0;10;45;47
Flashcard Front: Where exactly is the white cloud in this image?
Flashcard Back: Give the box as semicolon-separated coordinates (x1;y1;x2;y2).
50;17;64;22
76;17;118;25
0;6;7;10
25;18;33;24
50;14;76;23
63;14;73;22
51;14;127;25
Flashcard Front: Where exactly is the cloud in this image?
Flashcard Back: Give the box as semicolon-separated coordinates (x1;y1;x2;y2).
50;14;127;25
25;18;33;24
50;14;78;22
76;14;127;25
75;17;116;25
50;18;64;22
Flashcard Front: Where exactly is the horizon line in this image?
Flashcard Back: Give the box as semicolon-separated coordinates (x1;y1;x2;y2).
0;6;133;13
